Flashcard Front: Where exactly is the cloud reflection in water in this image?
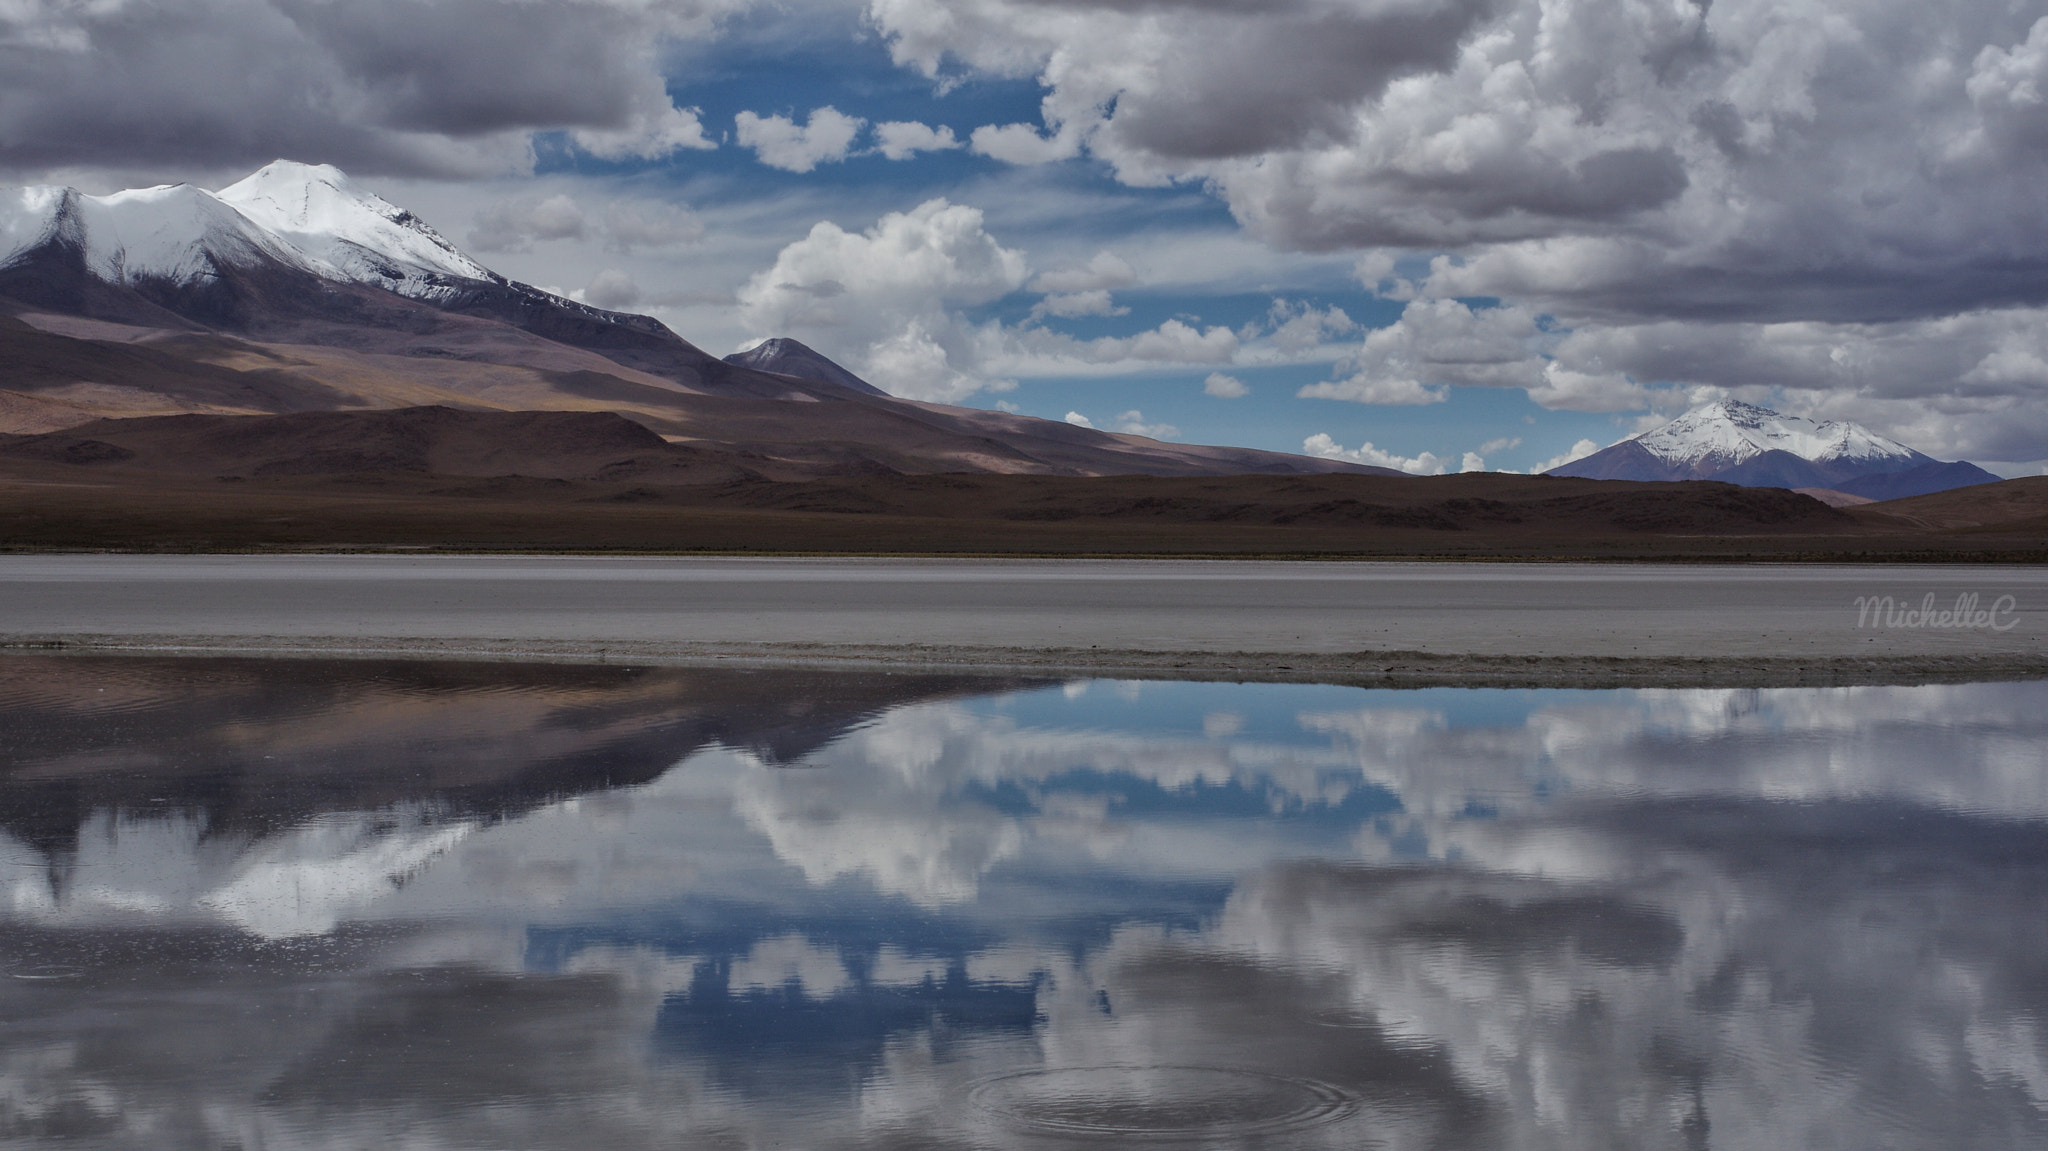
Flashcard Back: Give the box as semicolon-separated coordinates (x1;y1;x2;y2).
0;657;2041;1149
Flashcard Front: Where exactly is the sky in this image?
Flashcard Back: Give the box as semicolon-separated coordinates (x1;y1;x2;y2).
5;0;2048;475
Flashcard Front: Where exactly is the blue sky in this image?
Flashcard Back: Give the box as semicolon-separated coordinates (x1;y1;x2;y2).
402;9;1632;474
7;0;2048;472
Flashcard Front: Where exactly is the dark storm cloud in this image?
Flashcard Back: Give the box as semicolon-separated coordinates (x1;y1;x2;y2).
276;0;649;135
0;0;722;177
1102;0;1499;159
863;0;2048;453
871;0;2048;333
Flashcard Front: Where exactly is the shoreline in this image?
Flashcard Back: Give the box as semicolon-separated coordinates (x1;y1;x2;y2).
8;635;2044;688
4;554;2040;689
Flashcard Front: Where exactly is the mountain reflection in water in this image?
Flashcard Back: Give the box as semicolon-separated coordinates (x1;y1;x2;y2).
0;654;2043;1150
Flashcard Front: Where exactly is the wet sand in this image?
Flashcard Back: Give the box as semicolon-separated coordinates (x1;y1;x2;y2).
1;555;2042;686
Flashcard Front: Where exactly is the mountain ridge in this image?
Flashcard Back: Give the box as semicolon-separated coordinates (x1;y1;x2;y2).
1550;400;1999;498
0;160;1394;479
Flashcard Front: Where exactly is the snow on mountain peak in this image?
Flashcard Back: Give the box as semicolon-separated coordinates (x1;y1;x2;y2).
1633;400;1920;468
0;185;77;263
216;159;498;296
1;179;325;284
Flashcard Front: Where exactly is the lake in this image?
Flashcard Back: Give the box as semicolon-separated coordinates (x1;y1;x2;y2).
0;653;2043;1149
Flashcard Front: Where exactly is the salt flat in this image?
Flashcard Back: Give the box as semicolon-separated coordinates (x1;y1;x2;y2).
1;555;2041;684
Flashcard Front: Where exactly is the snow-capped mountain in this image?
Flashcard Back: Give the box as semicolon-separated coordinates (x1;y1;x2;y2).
0;159;796;397
1630;400;1918;472
0;181;329;287
1550;400;1999;499
215;160;499;300
0;160;1388;478
0;161;494;297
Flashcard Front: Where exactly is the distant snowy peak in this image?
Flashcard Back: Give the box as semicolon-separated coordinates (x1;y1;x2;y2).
723;337;888;397
1634;400;1923;469
0;181;327;285
1547;399;2000;498
216;160;500;298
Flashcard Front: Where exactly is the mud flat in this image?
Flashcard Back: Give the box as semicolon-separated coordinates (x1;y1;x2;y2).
1;555;2042;687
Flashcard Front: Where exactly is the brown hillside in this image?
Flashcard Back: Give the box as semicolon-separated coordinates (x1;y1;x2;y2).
0;408;1942;557
1847;476;2048;532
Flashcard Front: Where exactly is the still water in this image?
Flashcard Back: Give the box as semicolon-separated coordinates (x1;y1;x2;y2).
0;654;2043;1150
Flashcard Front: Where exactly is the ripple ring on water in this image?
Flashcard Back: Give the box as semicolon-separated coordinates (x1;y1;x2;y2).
968;1064;1357;1140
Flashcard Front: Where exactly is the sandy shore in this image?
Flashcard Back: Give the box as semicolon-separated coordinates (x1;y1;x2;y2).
3;555;2043;686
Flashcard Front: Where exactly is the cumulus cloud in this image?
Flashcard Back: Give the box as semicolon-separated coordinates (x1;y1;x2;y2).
1296;377;1446;406
1108;410;1180;440
1028;252;1136;295
1033;289;1127;318
568;103;715;160
873;120;961;160
734;106;866;172
969;121;1084;165
1263;300;1358;353
0;0;738;177
863;0;2048;460
1302;433;1452;475
580;268;641;310
1308;299;2048;457
1533;438;1602;473
1063;410;1095;429
737;197;1028;401
600;198;704;252
1203;372;1248;398
1028;252;1137;319
1299;299;1546;406
1068;318;1238;365
466;193;588;252
735;199;1273;396
467;191;703;257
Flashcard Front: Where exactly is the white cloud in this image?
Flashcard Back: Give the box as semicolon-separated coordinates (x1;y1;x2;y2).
1108;410;1180;440
873;120;961;160
1203;372;1249;398
1305;298;1549;406
1264;300;1358;353
726;933;851;998
1029;252;1136;294
1063;410;1095;428
1082;318;1237;365
1296;377;1447;405
969;121;1084;165
465;189;703;266
601;199;703;252
735;106;866;173
1461;436;1522;469
1533;438;1603;473
570;103;715;160
580;268;640;310
860;0;2048;462
737;198;1027;402
1033;289;1127;319
864;318;1014;404
1523;362;1653;414
1302;433;1451;475
729;200;1273;400
740;199;1027;330
467;193;587;252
